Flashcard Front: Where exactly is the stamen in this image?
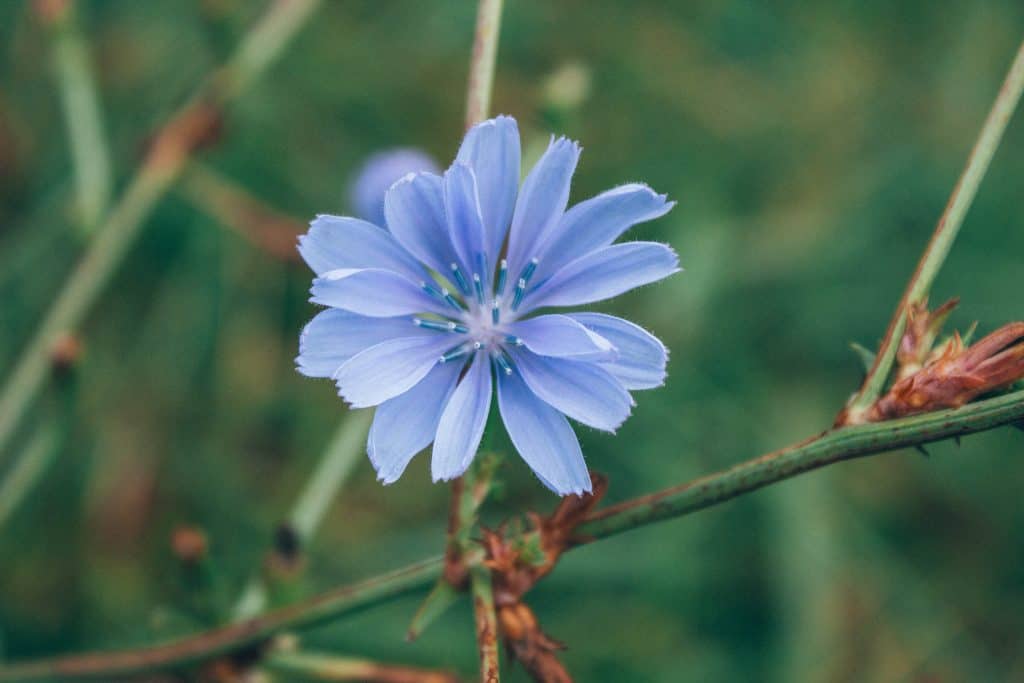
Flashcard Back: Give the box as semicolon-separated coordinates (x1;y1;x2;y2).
422;281;465;312
472;273;485;305
510;258;540;312
414;318;468;334
511;278;527;311
504;335;524;346
496;259;508;295
493;351;514;376
491;298;501;325
450;263;470;294
440;342;479;364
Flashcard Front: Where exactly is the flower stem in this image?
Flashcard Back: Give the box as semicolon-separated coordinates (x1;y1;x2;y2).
0;425;59;530
842;40;1024;422
464;0;505;129
263;650;459;683
0;0;323;464
232;411;373;621
38;0;113;234
470;565;501;683
5;389;1023;682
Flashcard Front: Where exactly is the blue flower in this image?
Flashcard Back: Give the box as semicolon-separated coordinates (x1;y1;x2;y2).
298;116;677;495
349;148;440;226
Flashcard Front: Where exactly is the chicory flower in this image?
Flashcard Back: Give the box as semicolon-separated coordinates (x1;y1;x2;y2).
298;115;677;495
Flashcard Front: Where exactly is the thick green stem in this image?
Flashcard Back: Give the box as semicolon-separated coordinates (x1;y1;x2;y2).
0;0;322;463
4;390;1023;682
844;40;1024;420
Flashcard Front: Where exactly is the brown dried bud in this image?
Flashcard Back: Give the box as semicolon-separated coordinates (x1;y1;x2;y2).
871;322;1024;421
896;298;959;380
171;525;208;564
50;333;83;372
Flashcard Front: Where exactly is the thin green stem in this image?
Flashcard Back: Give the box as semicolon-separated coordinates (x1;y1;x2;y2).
0;556;442;682
5;389;1023;682
464;0;504;129
470;565;500;683
0;0;323;463
845;40;1024;420
264;650;459;682
0;426;59;530
232;411;373;620
43;0;113;232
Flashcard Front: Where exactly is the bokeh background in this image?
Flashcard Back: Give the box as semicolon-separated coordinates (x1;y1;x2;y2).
2;1;1024;681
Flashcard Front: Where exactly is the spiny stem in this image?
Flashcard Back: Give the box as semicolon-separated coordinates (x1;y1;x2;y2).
470;565;501;683
464;0;505;129
39;0;113;233
0;0;323;463
844;40;1024;421
232;411;373;621
5;389;1024;682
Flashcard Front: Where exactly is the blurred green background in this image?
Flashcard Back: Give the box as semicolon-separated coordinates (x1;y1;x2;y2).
2;1;1024;681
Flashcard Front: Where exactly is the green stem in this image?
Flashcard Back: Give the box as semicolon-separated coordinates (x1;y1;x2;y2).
845;40;1024;420
470;565;500;683
5;389;1023;682
0;0;323;463
0;556;442;682
264;650;459;682
0;426;59;530
232;411;373;620
464;0;504;129
43;0;113;232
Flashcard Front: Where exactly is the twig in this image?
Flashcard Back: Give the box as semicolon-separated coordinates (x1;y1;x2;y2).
464;0;504;129
0;0;323;462
470;566;500;683
180;163;303;263
4;389;1024;682
841;40;1024;424
0;426;59;529
37;0;113;233
0;556;443;682
232;411;373;620
264;650;460;683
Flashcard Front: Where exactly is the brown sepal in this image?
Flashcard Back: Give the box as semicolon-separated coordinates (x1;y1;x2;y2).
479;472;608;683
871;322;1024;421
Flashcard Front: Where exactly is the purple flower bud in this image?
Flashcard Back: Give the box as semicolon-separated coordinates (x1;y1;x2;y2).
349;148;440;226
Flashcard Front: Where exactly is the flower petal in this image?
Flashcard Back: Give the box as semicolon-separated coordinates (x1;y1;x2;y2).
534;184;674;283
297;215;424;280
505;136;581;281
310;268;452;317
334;335;460;408
455;116;521;261
368;360;463;484
384;172;462;279
507;314;616;361
443;163;488;284
431;352;492;481
567;313;668;389
497;370;591;496
522;241;679;312
509;349;632;432
296;309;430;378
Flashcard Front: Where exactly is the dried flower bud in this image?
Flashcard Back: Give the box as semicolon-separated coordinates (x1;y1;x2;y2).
50;333;83;373
171;525;208;564
896;298;959;380
871;322;1024;421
